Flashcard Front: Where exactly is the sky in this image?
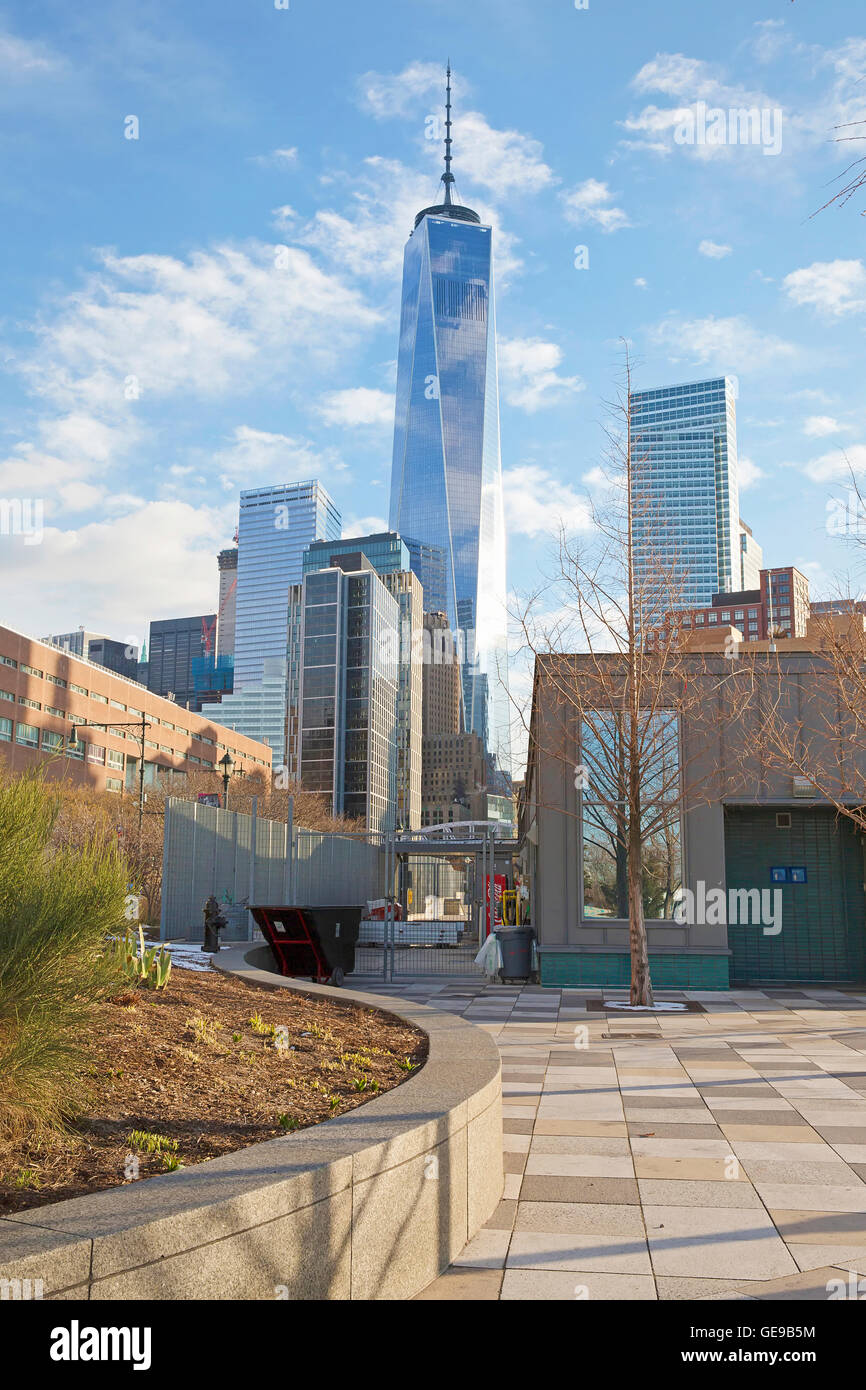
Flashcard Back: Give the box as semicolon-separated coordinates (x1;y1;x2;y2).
2;0;866;747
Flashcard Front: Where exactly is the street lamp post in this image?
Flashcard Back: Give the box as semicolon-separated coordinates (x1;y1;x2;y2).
68;712;150;837
219;751;234;808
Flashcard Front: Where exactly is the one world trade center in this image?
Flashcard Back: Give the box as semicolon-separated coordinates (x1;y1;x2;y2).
388;66;512;785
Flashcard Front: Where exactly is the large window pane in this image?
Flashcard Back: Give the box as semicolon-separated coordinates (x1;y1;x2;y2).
580;712;681;920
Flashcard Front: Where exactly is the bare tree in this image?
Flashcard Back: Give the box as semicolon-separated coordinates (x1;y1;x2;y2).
514;347;746;1005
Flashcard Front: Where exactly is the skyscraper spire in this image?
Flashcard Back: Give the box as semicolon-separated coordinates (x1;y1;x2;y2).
413;60;480;230
442;62;453;207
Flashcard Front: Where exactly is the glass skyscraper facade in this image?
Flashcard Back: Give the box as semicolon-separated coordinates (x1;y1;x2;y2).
234;481;341;691
388;103;511;782
295;562;399;834
223;480;340;766
629;376;739;609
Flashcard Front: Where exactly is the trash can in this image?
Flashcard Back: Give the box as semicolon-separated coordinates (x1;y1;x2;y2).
495;926;535;982
249;905;362;985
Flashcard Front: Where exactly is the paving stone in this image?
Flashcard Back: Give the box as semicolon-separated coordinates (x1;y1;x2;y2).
525;1153;634;1179
452;1228;511;1269
507;1230;651;1275
518;1175;640;1205
626;1122;724;1139
753;1183;866;1213
500;1269;656;1300
484;1199;518;1231
769;1210;866;1244
638;1178;764;1207
413;1267;503;1300
643;1205;798;1280
513;1201;646;1236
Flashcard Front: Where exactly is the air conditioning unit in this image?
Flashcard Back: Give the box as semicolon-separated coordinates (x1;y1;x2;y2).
776;812;792;829
792;777;814;797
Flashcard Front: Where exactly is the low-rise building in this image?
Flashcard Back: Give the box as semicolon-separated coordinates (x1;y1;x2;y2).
0;624;271;793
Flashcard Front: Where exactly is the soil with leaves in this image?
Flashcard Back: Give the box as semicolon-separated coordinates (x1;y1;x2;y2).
0;965;427;1215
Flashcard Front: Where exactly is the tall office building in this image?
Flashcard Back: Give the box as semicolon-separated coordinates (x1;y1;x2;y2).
44;630;139;682
147;616;214;711
234;482;341;690
216;547;238;661
294;558;400;834
738;520;763;592
388;67;511;782
630;376;740;609
300;533;423;828
226;481;340;766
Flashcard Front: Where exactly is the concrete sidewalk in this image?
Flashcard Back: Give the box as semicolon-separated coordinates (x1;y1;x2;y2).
354;978;866;1301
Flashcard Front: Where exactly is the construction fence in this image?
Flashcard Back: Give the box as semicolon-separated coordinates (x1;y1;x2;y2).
159;797;384;942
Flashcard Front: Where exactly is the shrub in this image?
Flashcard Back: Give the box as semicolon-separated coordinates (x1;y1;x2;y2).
0;769;128;1137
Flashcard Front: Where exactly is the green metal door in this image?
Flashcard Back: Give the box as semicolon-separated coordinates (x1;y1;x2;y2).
725;807;866;985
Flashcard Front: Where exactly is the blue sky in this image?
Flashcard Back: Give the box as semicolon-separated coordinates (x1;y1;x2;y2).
2;0;865;687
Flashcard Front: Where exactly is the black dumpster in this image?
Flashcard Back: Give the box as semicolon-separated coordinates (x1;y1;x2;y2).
495;926;535;982
249;905;363;985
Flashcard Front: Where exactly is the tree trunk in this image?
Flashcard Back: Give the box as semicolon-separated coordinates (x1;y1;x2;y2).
627;809;653;1006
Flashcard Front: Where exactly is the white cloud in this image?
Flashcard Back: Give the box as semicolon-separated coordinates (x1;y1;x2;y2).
455;111;555;199
800;443;866;484
498;338;583;413
0;29;61;76
0;499;235;641
738;455;765;490
316;387;394;429
804;415;842;438
298;156;522;285
21;243;381;414
634;277;648;289
211;425;342;490
622;51;784;161
502;464;592;539
561;179;631;233
357;61;448;120
699;239;732;259
251;147;298;167
650;314;797;371
341;515;389;538
783;260;866;316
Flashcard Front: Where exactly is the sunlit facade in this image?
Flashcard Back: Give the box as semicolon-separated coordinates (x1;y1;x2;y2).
629;377;740;609
388;203;511;782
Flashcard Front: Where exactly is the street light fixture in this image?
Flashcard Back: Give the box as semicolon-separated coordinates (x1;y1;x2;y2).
219;751;234;808
68;713;150;837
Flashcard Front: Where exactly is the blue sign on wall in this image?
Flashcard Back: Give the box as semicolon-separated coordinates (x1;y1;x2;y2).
770;867;808;884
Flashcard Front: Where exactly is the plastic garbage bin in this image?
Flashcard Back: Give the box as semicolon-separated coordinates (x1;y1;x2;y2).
249;905;362;985
494;926;535;981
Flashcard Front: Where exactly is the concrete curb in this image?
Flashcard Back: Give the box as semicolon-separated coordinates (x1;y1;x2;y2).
0;946;502;1301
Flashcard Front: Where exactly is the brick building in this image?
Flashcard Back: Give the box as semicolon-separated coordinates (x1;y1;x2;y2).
0;624;271;793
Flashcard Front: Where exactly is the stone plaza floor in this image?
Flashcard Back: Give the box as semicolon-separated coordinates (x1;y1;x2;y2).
351;975;866;1301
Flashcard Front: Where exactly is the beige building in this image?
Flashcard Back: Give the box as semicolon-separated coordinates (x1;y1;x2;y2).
422;612;461;737
0;623;271;793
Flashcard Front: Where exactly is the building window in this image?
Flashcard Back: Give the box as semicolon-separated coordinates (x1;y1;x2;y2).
87;744;106;765
580;712;681;921
106;777;123;793
0;717;11;741
720;611;730;621
19;697;41;710
111;700;127;711
90;692;109;705
20;664;43;678
45;706;65;719
69;683;87;695
0;689;13;703
15;722;38;748
107;749;124;770
42;730;64;753
0;655;18;669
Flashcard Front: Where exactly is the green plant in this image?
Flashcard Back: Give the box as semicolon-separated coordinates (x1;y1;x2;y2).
329;1095;341;1111
398;1057;420;1073
249;1012;276;1036
277;1113;300;1132
161;1152;183;1172
185;1012;219;1046
110;926;172;991
13;1167;40;1189
0;769;129;1138
351;1074;372;1092
127;1129;179;1156
232;1032;241;1043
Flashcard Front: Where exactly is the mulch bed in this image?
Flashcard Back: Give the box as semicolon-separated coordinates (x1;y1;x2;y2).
0;965;427;1215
